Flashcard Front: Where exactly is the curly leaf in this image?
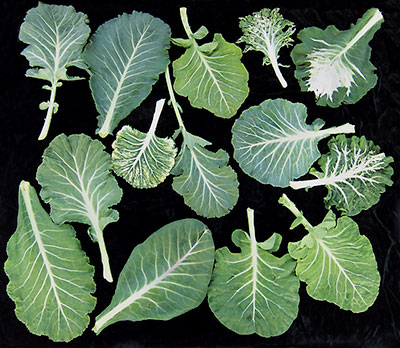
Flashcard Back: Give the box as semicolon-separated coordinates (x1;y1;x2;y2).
291;8;383;107
208;208;299;338
19;3;90;140
93;219;214;334
172;8;249;118
112;99;177;189
232;98;355;187
172;131;239;218
36;134;123;282
290;135;394;216
84;11;171;137
5;181;96;342
279;194;380;313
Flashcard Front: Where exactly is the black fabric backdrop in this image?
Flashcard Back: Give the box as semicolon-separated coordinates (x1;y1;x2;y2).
1;0;399;347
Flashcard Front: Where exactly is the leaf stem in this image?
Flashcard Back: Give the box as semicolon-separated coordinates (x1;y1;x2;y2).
96;227;113;282
165;66;186;132
179;7;193;39
278;193;314;233
247;208;256;243
38;81;58;140
318;123;355;137
270;57;288;88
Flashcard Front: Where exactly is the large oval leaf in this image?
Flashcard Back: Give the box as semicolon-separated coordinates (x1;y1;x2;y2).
5;181;96;342
84;11;171;137
93;219;214;334
208;209;300;338
36;134;123;282
232;98;354;187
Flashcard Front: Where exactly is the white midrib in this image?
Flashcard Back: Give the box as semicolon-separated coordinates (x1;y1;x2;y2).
247;209;258;323
21;182;68;325
93;230;208;333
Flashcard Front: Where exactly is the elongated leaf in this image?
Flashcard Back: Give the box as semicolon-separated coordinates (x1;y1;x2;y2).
93;219;214;334
19;3;90;140
290;135;394;216
208;209;300;338
5;181;96;342
172;8;249;118
279;194;380;313
84;11;171;137
232;98;355;187
112;99;177;188
291;8;384;107
36;134;123;282
172;131;239;218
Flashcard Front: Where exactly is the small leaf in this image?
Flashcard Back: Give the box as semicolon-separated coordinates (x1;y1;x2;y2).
193;25;209;40
257;232;282;252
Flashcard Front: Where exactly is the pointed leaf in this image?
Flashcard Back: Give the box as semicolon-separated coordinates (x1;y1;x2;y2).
232;98;355;187
5;181;96;342
84;11;171;137
93;219;214;334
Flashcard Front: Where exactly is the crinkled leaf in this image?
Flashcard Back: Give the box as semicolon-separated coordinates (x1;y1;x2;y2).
84;11;171;137
291;8;384;107
36;134;122;282
232;98;355;187
172;131;239;218
93;219;214;334
290;135;394;216
5;181;96;342
208;209;299;338
112;99;177;189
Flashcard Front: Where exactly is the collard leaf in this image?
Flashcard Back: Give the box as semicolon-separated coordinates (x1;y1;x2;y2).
172;8;249;118
291;8;384;107
112;99;177;189
93;219;214;334
172;131;239;218
208;208;299;338
232;98;355;187
19;3;90;140
5;181;96;342
279;194;380;313
84;11;171;137
290;135;394;216
36;134;123;282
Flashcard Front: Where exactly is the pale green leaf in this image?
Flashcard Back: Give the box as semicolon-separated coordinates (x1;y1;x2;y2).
5;181;96;342
84;11;171;137
291;8;384;107
208;208;299;338
36;134;122;282
112;99;177;189
232;98;355;187
93;219;214;334
19;3;90;140
172;131;239;218
290;135;394;216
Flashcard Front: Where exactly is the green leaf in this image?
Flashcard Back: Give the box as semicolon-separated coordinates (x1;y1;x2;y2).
93;219;214;334
36;134;123;282
172;131;239;218
112;99;177;189
172;8;249;118
5;181;96;342
208;208;299;338
84;11;171;137
291;8;384;107
232;98;355;187
19;3;90;140
279;194;380;313
290;135;394;216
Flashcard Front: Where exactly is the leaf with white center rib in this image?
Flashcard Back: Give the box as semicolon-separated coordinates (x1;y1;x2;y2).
36;134;123;282
291;8;384;107
232;98;355;187
279;194;380;312
84;11;171;137
208;208;299;338
5;181;96;342
172;8;249;118
112;99;176;189
172;131;239;218
93;219;214;334
19;3;90;140
290;135;394;216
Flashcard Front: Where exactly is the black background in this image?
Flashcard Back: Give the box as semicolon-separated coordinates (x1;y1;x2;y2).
1;0;400;347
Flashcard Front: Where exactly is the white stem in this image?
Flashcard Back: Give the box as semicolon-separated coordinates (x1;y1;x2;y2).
38;82;57;140
290;177;327;190
271;58;287;88
318;123;355;137
94;224;113;283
